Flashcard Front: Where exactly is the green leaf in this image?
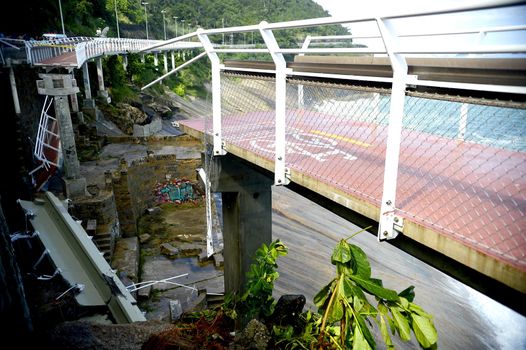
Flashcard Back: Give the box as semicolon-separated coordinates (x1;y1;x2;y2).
353;295;364;312
412;314;438;348
379;315;395;350
398;285;416;302
399;296;409;309
331;239;352;265
349;244;371;278
391;307;411;341
328;298;344;323
349;275;399;301
355;312;376;349
409;302;434;318
314;280;335;310
352;323;373;350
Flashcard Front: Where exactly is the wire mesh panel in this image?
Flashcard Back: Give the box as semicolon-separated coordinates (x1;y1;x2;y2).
220;73;277;161
285;80;391;206
397;95;526;271
218;72;526;272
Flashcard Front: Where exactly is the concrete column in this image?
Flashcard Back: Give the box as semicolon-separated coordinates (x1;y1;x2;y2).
36;74;86;198
141;54;145;63
171;51;175;70
96;58;105;92
163;53;168;73
123;55;128;71
70;93;79;113
8;65;21;115
82;62;92;100
210;154;273;294
54;95;81;179
154;53;158;66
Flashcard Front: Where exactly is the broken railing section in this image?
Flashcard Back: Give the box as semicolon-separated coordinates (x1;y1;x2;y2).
126;273;197;293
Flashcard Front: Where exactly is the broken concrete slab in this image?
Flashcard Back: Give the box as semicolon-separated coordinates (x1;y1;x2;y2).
139;233;151;243
178;243;202;257
160;243;180;258
213;253;224;268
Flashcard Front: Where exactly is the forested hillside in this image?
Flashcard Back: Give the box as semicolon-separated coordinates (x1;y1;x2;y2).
2;0;348;42
1;0;349;100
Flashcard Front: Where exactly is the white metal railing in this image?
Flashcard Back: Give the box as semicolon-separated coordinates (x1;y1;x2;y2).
19;36;202;68
141;0;526;241
75;37;202;68
30;96;61;176
25;36;91;65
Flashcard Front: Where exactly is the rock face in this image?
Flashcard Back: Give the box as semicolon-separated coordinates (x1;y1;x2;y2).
266;294;306;329
104;103;147;135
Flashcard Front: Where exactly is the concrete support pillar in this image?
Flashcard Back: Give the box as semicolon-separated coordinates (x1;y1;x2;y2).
96;58;110;103
96;58;105;92
54;96;81;179
123;55;128;71
70;93;79;113
163;53;168;73
171;51;175;70
210;154;273;294
8;65;21;115
82;62;92;100
36;74;86;199
154;53;158;66
141;54;145;63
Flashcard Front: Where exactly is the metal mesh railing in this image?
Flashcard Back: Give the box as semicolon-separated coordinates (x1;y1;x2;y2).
219;73;526;270
286;81;391;205
220;73;277;157
397;95;526;269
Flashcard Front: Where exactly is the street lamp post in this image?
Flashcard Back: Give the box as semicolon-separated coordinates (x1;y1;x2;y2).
181;19;185;36
161;10;167;40
58;0;65;36
173;16;178;37
141;2;149;40
114;0;120;38
222;18;224;45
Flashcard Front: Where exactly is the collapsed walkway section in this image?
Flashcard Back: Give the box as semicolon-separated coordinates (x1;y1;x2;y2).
18;192;145;323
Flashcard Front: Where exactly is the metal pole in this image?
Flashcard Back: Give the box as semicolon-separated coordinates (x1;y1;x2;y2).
58;0;65;36
114;0;120;39
161;10;167;40
174;16;178;37
181;20;185;36
142;2;149;40
377;17;409;240
9;65;21;115
222;18;225;45
197;31;226;156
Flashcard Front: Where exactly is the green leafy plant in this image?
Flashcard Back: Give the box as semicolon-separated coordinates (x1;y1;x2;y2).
271;227;438;349
238;239;288;323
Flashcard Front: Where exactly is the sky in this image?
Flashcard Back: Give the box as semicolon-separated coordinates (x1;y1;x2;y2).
311;0;526;50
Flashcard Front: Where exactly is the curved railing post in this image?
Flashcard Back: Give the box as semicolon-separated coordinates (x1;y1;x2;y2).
259;21;291;186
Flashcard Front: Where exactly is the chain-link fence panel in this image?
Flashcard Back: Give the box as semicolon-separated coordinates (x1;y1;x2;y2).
219;73;277;159
218;73;526;272
398;95;526;271
285;80;391;206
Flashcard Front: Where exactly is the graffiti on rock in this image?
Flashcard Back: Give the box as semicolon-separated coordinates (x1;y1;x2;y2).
154;179;200;204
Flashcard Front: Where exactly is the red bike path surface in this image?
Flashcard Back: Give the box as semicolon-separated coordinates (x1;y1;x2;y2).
179;110;525;291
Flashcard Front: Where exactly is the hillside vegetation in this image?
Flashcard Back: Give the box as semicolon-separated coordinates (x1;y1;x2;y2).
2;0;349;100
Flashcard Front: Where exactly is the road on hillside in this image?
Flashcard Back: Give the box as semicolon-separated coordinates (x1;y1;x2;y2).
271;186;526;350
